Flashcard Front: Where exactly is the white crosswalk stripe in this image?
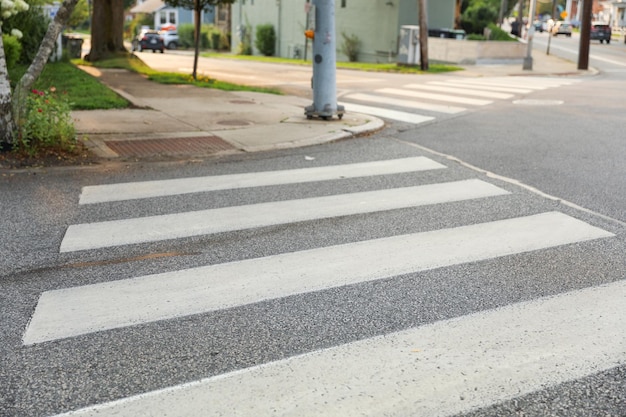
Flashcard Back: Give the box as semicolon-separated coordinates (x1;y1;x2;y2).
50;280;626;417
78;156;445;204
61;179;508;252
343;76;580;124
27;211;613;345
26;154;619;416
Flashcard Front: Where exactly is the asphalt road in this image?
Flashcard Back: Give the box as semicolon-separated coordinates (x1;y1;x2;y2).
1;42;625;416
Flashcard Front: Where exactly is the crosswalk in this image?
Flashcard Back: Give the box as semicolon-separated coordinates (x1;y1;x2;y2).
22;155;623;416
341;76;580;124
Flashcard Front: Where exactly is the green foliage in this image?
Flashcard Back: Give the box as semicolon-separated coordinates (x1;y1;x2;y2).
486;23;516;41
466;33;487;40
339;32;360;62
16;87;76;155
164;0;234;8
178;23;216;49
237;21;252;55
2;5;48;64
2;34;22;69
68;0;90;29
254;24;276;56
459;1;499;35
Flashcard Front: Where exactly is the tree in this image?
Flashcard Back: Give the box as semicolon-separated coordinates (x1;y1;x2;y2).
1;0;78;144
85;0;126;61
164;0;235;80
418;0;428;71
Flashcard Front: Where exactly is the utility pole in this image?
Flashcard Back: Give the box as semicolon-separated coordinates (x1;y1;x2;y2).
578;0;592;70
304;0;344;120
523;0;537;70
418;0;429;71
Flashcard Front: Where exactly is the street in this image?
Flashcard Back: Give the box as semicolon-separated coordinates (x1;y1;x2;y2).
1;36;625;416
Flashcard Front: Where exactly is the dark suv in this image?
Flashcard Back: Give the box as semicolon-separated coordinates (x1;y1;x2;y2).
590;23;611;44
137;30;165;53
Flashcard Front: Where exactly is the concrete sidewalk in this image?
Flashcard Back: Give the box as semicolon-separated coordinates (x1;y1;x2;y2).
72;52;594;160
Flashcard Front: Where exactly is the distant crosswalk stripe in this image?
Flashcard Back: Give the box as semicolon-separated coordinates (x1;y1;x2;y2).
407;83;514;99
49;279;625;417
431;81;533;94
445;79;548;90
345;93;466;114
60;179;508;253
377;88;493;106
342;102;435;124
79;157;446;204
478;76;579;87
27;212;612;345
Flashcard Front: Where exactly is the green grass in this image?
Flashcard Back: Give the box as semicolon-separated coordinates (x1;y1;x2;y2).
75;53;283;95
201;52;463;73
9;61;130;110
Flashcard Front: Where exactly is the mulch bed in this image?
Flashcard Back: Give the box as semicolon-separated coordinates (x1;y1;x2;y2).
0;141;101;169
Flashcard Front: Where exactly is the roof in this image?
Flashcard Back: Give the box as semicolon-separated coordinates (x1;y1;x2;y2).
130;0;166;14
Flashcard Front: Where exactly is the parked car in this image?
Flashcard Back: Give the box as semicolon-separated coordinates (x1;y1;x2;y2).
590;23;611;44
160;30;179;50
551;21;572;37
533;20;548;32
135;30;165;53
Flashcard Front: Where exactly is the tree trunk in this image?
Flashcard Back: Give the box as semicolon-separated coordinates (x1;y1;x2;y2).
0;31;17;144
193;0;201;80
11;0;79;134
86;0;126;61
418;0;429;71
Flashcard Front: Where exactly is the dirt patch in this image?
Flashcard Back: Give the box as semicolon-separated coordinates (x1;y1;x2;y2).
0;142;101;169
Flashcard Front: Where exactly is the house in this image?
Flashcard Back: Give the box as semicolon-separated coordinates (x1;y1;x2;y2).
231;0;457;62
129;0;217;30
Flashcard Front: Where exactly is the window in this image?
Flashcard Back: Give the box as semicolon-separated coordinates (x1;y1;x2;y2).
341;0;346;7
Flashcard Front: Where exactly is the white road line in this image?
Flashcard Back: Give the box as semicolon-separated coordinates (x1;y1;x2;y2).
345;93;466;114
409;83;514;99
475;76;579;86
434;81;533;94
79;157;447;205
27;212;613;345
60;179;508;253
341;102;435;124
50;279;625;417
378;88;493;106
443;79;549;90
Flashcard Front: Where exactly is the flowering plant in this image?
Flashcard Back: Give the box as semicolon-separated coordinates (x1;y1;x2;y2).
18;88;76;154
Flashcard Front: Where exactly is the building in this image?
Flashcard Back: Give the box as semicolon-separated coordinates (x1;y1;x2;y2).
231;0;457;62
129;0;217;30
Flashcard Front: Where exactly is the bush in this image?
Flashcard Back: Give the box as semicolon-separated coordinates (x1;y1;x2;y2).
466;34;487;41
17;88;76;155
340;32;360;62
486;23;516;41
2;35;22;69
237;23;253;55
2;6;48;64
459;1;498;35
178;24;215;49
255;24;276;56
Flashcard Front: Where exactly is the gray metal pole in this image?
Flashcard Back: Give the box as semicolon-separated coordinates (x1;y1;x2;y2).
305;0;344;120
523;0;537;70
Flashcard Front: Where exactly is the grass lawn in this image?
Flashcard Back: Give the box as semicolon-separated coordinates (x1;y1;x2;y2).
8;51;462;113
201;52;463;74
9;62;130;110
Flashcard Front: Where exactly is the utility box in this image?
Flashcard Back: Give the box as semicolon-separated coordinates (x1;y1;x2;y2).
397;25;420;65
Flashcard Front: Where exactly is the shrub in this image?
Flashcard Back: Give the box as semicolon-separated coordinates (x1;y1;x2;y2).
340;32;360;62
2;6;48;64
17;88;76;155
255;24;276;56
459;1;498;35
2;34;22;69
237;22;253;55
486;23;516;41
466;33;487;41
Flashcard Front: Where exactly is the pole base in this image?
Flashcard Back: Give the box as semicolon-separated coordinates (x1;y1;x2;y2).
305;104;345;120
522;56;533;70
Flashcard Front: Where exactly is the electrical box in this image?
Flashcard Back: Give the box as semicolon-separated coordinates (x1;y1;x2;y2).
397;25;420;65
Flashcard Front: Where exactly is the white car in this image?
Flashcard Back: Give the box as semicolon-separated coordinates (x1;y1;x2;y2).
160;30;179;50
